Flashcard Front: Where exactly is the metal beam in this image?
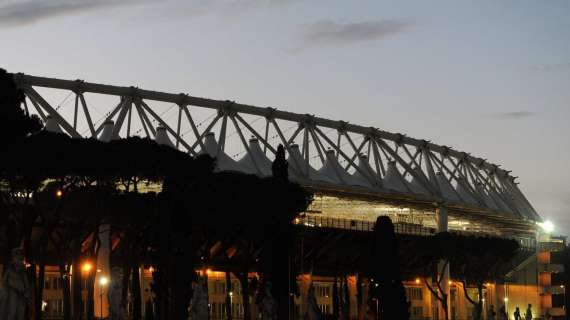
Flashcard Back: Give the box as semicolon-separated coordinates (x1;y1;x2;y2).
14;73;514;178
24;86;81;138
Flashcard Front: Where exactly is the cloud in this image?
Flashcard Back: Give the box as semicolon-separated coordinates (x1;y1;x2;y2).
530;61;570;73
296;19;412;50
483;111;535;120
0;0;145;27
162;0;297;20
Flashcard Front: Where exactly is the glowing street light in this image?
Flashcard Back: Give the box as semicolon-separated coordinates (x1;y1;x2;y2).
82;262;93;273
99;276;109;318
55;190;63;198
415;278;421;284
538;220;555;233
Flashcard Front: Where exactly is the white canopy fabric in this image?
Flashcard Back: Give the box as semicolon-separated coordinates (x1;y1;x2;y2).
237;138;274;176
351;155;377;187
455;177;479;205
45;116;63;134
435;172;460;202
201;133;246;172
286;144;337;184
317;150;370;187
382;161;409;193
475;182;498;210
408;167;430;196
98;121;114;142
155;126;175;148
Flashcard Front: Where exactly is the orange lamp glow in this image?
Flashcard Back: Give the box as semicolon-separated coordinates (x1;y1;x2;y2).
82;262;93;272
415;278;421;284
56;190;63;198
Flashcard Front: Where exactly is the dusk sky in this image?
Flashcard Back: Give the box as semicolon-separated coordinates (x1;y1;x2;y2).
1;0;569;233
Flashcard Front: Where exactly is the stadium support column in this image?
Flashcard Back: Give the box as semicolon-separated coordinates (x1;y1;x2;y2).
436;206;451;319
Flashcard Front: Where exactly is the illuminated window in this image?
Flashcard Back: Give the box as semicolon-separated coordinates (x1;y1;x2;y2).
315;284;331;298
406;287;423;300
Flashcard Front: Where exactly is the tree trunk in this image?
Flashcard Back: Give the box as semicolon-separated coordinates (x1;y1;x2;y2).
442;294;449;320
122;258;132;315
60;264;72;320
36;259;46;320
239;272;250;320
226;271;233;320
72;243;83;320
477;285;484;320
333;276;339;319
356;275;363;320
86;241;99;320
86;267;96;320
132;261;142;320
28;263;37;320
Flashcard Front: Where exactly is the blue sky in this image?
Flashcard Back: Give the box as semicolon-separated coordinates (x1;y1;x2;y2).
1;0;569;233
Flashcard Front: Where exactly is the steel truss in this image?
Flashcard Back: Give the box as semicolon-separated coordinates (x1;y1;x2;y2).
13;73;540;222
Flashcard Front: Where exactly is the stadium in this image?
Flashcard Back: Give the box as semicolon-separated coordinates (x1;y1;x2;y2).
12;73;564;319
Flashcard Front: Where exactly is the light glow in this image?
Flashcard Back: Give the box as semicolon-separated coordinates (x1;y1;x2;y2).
538;220;555;233
82;262;93;272
99;276;109;286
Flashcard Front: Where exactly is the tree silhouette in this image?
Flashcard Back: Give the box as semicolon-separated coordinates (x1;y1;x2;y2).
272;144;288;182
0;68;313;320
452;236;519;320
404;232;520;320
369;216;410;320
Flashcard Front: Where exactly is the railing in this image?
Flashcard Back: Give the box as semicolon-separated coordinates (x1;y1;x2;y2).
296;215;436;236
296;215;537;250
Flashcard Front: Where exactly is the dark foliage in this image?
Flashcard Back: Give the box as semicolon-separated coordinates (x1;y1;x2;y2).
0;69;42;143
369;216;410;320
0;68;315;319
272;144;288;182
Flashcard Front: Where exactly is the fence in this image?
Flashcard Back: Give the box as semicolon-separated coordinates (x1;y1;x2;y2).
296;215;537;250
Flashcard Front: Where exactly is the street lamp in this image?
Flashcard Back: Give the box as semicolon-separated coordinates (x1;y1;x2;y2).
229;291;234;318
99;276;108;319
82;262;93;273
561;285;566;310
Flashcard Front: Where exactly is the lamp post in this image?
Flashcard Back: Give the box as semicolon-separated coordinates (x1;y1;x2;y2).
561;285;566;311
99;276;108;319
229;291;233;318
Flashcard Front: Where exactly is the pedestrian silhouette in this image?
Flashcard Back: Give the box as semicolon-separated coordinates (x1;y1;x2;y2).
514;306;521;320
525;304;533;320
